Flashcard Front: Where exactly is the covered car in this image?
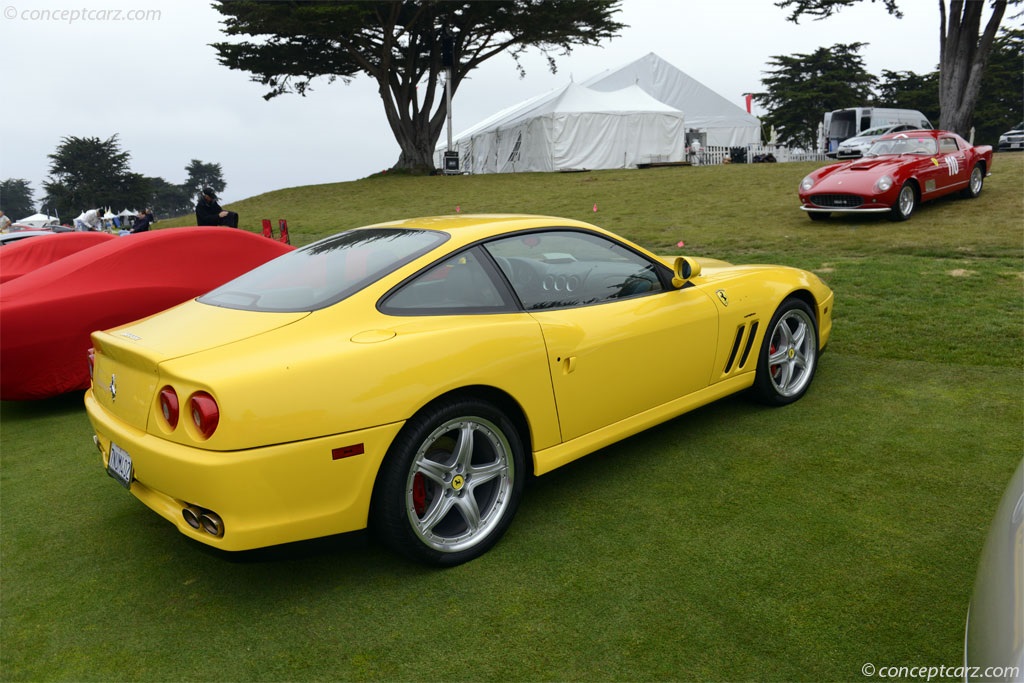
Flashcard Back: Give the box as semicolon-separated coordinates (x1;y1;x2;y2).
1;227;293;401
85;215;834;566
798;130;993;221
0;231;115;283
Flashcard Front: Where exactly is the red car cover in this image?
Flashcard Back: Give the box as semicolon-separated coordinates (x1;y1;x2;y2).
0;227;294;401
0;232;116;283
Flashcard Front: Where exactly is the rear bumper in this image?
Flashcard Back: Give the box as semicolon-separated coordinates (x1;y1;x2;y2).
85;389;404;551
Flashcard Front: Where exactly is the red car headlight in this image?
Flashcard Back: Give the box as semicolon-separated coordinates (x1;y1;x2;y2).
874;174;894;192
189;392;220;439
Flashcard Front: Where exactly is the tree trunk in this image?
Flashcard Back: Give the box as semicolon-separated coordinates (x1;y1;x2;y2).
938;0;1006;137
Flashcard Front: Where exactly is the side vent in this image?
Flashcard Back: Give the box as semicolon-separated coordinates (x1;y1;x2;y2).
739;321;759;368
724;320;761;376
724;326;744;374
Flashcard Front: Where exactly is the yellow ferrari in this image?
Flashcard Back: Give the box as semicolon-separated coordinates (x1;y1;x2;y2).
85;215;833;566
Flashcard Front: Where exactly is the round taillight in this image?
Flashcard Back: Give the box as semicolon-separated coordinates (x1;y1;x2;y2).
159;387;180;429
189;392;219;439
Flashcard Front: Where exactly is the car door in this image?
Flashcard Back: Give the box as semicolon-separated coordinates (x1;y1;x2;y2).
935;135;971;195
918;135;967;199
484;230;719;443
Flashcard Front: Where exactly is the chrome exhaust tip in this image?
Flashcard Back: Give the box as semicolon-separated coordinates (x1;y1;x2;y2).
182;506;202;530
93;435;103;455
200;511;224;538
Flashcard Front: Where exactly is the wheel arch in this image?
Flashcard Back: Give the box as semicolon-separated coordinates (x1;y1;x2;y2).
369;384;536;495
780;287;826;345
902;175;922;199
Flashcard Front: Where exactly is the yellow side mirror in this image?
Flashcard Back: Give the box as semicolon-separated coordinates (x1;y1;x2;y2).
672;256;701;289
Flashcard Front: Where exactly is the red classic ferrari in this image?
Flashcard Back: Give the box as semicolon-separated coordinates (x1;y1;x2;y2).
798;129;993;221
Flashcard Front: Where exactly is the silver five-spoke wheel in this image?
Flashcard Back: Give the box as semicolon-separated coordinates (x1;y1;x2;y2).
753;298;819;406
406;417;515;553
372;397;525;566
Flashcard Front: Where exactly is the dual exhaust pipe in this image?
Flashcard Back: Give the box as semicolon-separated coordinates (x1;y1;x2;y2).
182;505;224;538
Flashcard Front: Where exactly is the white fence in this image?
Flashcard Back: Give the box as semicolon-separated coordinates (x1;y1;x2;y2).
647;145;830;166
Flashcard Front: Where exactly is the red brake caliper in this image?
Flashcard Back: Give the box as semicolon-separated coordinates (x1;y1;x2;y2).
769;342;780;378
412;472;427;516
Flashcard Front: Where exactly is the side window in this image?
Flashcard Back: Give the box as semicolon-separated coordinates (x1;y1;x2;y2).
484;230;665;310
939;137;960;153
382;248;512;315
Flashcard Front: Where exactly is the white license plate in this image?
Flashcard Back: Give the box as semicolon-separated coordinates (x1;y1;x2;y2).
107;442;134;489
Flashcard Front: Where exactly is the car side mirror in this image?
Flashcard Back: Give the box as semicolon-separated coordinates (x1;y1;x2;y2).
672;256;701;289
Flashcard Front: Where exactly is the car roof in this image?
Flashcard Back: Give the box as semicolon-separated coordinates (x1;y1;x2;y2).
878;129;957;142
363;214;611;248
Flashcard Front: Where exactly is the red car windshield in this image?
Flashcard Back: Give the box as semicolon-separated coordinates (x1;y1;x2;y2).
199;228;449;312
867;137;937;156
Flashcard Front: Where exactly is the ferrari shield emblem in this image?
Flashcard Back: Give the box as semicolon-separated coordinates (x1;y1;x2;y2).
716;289;729;306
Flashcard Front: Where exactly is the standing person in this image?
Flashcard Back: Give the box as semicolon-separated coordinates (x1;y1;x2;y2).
0;211;11;233
130;208;155;233
195;188;238;228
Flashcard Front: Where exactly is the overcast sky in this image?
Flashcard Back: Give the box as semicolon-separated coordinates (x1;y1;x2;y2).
1;0;963;210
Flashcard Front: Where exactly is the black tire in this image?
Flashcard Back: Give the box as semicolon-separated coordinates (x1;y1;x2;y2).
371;397;525;566
889;182;916;221
751;298;819;406
807;212;831;222
960;164;984;198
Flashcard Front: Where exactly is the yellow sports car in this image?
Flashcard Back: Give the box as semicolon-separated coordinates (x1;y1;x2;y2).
85;215;833;566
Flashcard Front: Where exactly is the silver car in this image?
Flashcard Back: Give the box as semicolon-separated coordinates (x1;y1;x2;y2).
835;124;921;159
997;122;1024;152
964;458;1024;682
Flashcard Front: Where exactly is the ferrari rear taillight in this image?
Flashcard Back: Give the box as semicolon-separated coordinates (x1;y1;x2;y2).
159;387;180;428
87;348;95;380
189;392;219;439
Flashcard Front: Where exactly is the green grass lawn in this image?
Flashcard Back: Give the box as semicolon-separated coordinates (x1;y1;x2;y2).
2;154;1022;681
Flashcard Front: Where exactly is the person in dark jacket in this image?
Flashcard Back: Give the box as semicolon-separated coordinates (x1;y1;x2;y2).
195;187;238;228
130;209;155;233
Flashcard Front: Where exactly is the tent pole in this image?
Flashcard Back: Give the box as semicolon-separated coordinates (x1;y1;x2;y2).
446;66;453;152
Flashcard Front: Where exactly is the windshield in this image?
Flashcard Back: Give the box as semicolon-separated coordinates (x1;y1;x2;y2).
199;228;449;312
857;125;897;138
866;137;937;157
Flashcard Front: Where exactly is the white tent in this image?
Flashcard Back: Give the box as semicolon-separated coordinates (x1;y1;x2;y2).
582;53;761;147
436;82;687;174
17;213;60;228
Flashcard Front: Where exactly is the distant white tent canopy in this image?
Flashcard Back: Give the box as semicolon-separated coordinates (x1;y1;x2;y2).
582;52;761;147
436;82;687;174
17;213;60;228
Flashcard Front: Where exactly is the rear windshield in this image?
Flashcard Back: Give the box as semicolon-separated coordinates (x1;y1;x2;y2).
199;228;448;312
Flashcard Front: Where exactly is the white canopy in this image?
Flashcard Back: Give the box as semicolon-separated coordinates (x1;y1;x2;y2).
17;212;60;228
436;82;687;174
582;53;761;147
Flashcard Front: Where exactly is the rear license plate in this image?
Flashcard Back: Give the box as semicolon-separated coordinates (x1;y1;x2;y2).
107;442;134;489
